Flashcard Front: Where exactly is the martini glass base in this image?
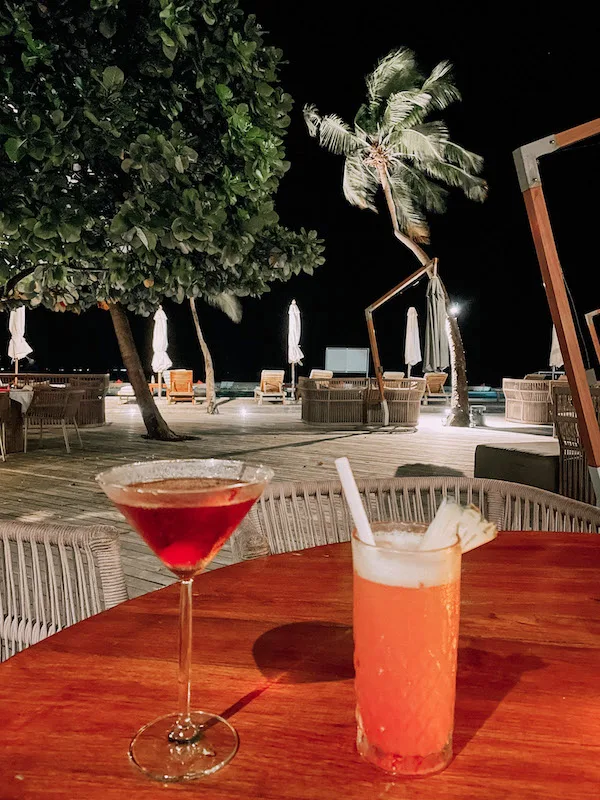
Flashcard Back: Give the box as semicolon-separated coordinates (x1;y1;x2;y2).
129;711;239;782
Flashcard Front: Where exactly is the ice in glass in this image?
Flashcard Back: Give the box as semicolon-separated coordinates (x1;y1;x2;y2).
352;522;461;776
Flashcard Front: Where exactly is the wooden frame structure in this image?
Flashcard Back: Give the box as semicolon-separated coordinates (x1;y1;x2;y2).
585;309;600;365
365;259;435;425
513;118;600;504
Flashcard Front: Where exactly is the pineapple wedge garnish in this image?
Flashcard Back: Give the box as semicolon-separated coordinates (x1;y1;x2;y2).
420;498;497;553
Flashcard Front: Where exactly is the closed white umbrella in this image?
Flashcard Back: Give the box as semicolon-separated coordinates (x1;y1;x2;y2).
550;325;563;377
404;307;421;377
8;307;32;377
424;275;450;372
152;306;172;397
287;299;303;400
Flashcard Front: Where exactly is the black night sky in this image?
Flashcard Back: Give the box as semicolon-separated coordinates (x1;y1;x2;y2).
2;6;599;385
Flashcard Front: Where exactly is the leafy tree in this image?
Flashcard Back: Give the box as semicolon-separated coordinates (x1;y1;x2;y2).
0;0;324;438
305;48;486;426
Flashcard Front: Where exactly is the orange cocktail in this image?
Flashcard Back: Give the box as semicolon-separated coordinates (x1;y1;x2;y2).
352;522;461;776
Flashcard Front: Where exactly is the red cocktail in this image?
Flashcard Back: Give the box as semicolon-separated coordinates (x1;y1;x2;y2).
115;476;263;578
97;459;273;782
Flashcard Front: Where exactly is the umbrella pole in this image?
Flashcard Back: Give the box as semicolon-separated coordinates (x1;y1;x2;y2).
407;365;412;378
158;371;162;399
291;363;295;401
14;358;18;387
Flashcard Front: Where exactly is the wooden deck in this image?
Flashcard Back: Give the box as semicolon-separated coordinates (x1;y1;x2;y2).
0;397;554;597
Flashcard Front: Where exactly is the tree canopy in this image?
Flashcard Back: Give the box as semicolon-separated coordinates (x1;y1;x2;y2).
0;0;324;314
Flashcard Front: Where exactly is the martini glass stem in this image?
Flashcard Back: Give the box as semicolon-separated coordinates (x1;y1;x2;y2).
169;578;198;743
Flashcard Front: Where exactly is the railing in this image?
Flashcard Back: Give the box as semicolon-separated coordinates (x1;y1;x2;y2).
0;373;109;426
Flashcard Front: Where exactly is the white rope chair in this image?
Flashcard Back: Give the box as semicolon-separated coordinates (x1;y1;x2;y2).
231;477;600;560
0;521;128;662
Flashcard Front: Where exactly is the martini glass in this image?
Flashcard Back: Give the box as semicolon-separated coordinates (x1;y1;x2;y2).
97;458;273;782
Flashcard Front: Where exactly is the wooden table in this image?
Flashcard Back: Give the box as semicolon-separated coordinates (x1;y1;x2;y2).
1;533;599;799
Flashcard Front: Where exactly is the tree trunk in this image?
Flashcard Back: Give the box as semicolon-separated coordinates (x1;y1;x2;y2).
109;302;182;440
444;303;470;427
376;165;471;427
190;298;217;414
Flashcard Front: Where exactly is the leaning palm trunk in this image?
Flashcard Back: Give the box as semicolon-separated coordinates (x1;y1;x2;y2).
378;166;470;427
190;298;217;414
109;303;181;440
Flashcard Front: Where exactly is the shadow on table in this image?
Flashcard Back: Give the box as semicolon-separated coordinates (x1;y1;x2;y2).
252;621;354;683
454;646;545;754
212;622;354;725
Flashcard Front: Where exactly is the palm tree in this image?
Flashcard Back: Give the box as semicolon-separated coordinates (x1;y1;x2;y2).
190;293;242;414
304;48;487;426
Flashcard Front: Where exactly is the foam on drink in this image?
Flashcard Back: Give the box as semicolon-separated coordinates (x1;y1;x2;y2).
352;525;460;589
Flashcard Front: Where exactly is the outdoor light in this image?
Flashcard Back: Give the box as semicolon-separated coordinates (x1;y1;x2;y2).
449;304;461;317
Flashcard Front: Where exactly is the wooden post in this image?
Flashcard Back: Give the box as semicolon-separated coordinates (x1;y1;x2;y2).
514;119;600;504
585;310;600;365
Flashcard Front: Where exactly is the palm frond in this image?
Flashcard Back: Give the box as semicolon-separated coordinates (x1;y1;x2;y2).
419;160;488;202
366;48;421;103
387;169;430;243
303;103;322;138
382;90;431;128
204;292;242;323
444;141;484;174
389;121;449;161
342;154;379;211
390;162;448;214
316;114;362;155
421;60;461;110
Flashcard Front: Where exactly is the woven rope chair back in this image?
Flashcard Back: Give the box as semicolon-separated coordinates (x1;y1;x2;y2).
26;388;70;420
0;521;128;662
232;477;600;560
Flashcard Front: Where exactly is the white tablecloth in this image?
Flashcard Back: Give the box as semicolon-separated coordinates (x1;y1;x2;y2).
9;389;33;413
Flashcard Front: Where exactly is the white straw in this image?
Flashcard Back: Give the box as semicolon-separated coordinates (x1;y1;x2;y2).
335;457;376;546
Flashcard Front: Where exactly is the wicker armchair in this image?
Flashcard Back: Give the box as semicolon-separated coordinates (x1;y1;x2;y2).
231;476;600;560
23;388;85;454
503;379;552;424
67;376;109;425
364;379;426;427
551;382;600;504
0;520;128;661
300;378;370;425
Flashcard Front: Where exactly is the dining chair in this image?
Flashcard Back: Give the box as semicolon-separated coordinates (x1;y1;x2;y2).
231;476;600;560
0;392;9;462
23;388;85;453
0;520;128;662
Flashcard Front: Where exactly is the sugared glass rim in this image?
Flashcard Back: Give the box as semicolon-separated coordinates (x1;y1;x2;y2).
96;458;274;494
351;524;462;555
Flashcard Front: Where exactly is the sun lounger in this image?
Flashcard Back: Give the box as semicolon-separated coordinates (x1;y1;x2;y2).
253;370;285;405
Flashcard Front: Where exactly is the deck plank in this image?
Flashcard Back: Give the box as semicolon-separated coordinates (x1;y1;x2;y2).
0;397;553;597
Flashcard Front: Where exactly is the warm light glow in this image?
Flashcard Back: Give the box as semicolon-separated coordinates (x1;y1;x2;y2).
449;304;460;317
